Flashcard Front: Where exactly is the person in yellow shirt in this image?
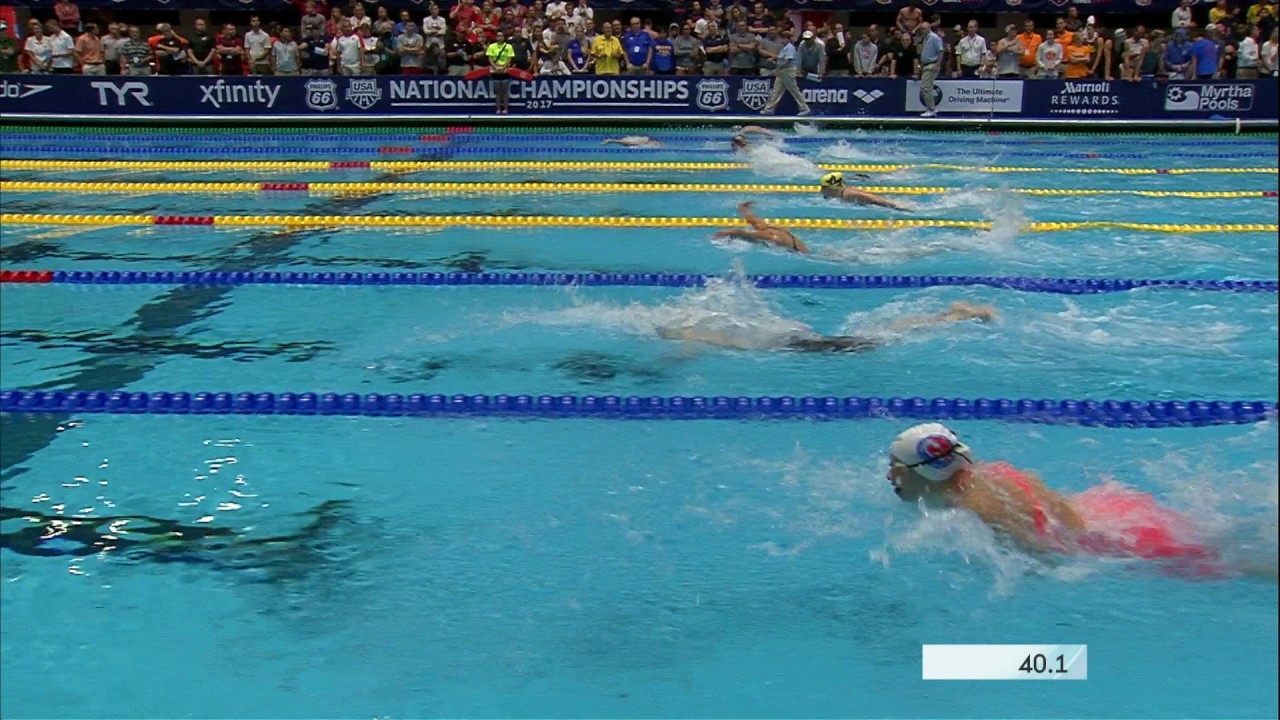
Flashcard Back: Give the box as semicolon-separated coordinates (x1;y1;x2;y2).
590;22;623;73
1209;0;1230;25
486;31;516;114
1017;19;1042;77
1063;31;1093;78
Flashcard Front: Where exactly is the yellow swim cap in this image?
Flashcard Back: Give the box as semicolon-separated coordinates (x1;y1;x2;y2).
820;172;845;188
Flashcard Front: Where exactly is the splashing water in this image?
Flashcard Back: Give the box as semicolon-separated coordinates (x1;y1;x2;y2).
744;144;822;180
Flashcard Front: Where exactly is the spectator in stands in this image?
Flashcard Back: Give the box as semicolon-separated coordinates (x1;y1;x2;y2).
622;16;653;73
54;0;80;34
650;25;675;73
1036;28;1063;78
153;23;189;75
918;22;943;117
896;3;922;39
1142;29;1165;77
241;16;271;74
755;23;781;75
329;21;361;74
879;30;914;78
1063;30;1092;78
267;26;299;75
1164;28;1193;78
1219;32;1240;76
671;23;700;73
1172;0;1194;29
302;1;327;38
566;25;590;71
995;25;1022;78
119;25;152;75
356;23;383;72
1064;6;1083;31
1236;24;1261;76
187;19;216;75
299;23;332;74
372;7;394;37
1263;27;1278;75
99;22;123;74
326;7;347;36
852;30;878;76
727;19;756;74
451;0;478;32
954;20;984;76
0;21;17;74
1017;20;1041;78
1120;25;1147;80
760;28;809;115
823;23;849;76
1054;17;1074;47
393;21;421;73
797;29;825;77
24;22;51;73
350;3;371;30
1189;26;1218;77
701;20;728;73
1209;0;1231;25
45;19;75;74
570;0;593;33
591;20;623;73
539;49;570;73
423;4;446;48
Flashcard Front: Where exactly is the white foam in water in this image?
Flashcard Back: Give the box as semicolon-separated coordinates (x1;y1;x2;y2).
791;123;821;137
743;144;821;180
1020;298;1247;351
818;139;891;162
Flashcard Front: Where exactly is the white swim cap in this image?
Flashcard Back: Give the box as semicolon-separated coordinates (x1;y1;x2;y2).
889;423;973;482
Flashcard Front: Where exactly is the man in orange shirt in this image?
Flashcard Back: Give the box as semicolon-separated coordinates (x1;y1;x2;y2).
74;21;105;74
1063;31;1092;78
1054;16;1073;48
1016;19;1041;77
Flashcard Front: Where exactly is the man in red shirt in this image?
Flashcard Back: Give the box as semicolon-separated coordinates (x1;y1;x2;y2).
54;0;80;34
215;23;244;75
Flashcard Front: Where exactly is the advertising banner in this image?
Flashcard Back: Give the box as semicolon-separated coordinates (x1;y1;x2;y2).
904;79;1024;114
0;75;1275;123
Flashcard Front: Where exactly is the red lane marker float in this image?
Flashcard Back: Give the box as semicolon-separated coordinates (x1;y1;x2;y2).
1264;191;1278;197
1085;153;1100;158
419;135;451;142
1156;169;1171;174
0;270;54;283
261;182;310;191
445;126;473;134
378;147;416;154
154;215;215;225
330;161;372;169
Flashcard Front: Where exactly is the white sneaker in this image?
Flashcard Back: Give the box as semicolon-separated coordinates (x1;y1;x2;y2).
921;110;937;118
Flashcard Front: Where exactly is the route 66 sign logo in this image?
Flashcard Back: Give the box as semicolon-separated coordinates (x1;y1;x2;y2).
695;79;730;112
304;78;338;111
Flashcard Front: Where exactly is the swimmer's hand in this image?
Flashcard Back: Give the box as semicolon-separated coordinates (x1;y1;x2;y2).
944;302;998;322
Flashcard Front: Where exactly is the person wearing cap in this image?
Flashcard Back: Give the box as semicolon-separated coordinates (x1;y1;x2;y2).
759;31;811;116
995;24;1023;78
819;172;911;212
1164;28;1193;79
0;21;18;74
885;424;1221;565
797;28;826;77
660;302;995;352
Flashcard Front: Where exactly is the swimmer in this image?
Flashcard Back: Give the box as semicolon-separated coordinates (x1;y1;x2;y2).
714;201;810;253
886;423;1223;566
730;125;780;151
658;301;996;352
820;172;913;212
602;136;664;147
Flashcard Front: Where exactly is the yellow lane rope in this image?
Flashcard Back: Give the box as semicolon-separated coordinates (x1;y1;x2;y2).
1;213;1273;233
1;180;1274;199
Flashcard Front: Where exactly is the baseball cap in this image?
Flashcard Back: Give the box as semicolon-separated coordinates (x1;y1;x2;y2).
802;29;814;38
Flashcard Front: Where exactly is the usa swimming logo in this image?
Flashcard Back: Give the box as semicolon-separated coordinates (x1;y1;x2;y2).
916;434;958;469
304;78;339;111
737;79;771;111
345;78;383;110
695;78;730;111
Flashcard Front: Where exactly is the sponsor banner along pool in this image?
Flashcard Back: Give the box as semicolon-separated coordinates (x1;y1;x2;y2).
0;75;1274;122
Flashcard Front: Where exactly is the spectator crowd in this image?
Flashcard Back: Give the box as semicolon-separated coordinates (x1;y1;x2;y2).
1;0;1277;78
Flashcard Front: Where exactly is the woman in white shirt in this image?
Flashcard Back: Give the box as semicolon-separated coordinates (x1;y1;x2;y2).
545;0;568;20
1236;26;1261;78
1262;28;1279;77
568;0;593;32
24;25;53;73
1036;29;1063;78
538;52;570;74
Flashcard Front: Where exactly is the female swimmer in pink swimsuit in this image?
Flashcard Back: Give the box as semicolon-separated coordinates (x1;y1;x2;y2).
885;423;1216;565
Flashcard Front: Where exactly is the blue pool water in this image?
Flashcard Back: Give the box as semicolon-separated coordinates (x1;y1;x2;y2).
1;127;1277;719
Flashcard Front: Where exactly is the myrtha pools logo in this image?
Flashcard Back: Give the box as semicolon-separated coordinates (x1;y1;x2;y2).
1164;84;1254;112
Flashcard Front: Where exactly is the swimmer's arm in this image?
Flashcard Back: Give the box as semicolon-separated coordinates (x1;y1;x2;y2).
739;125;777;136
884;303;997;331
736;201;769;230
656;326;753;350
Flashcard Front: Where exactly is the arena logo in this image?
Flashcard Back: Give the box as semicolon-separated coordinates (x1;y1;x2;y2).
1049;80;1121;114
199;79;280;108
1165;83;1254;111
304;78;339;111
0;81;52;100
852;89;883;105
345;78;383;110
738;78;772;110
802;88;848;104
695;78;730;112
90;80;152;107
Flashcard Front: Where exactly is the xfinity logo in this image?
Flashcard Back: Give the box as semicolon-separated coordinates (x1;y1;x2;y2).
200;79;280;108
90;81;153;107
0;81;53;100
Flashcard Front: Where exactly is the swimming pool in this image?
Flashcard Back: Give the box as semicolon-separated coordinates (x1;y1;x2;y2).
1;126;1277;719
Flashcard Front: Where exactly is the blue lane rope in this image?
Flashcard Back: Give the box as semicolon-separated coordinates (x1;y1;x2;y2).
4;145;1276;161
24;270;1280;295
1;390;1273;426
